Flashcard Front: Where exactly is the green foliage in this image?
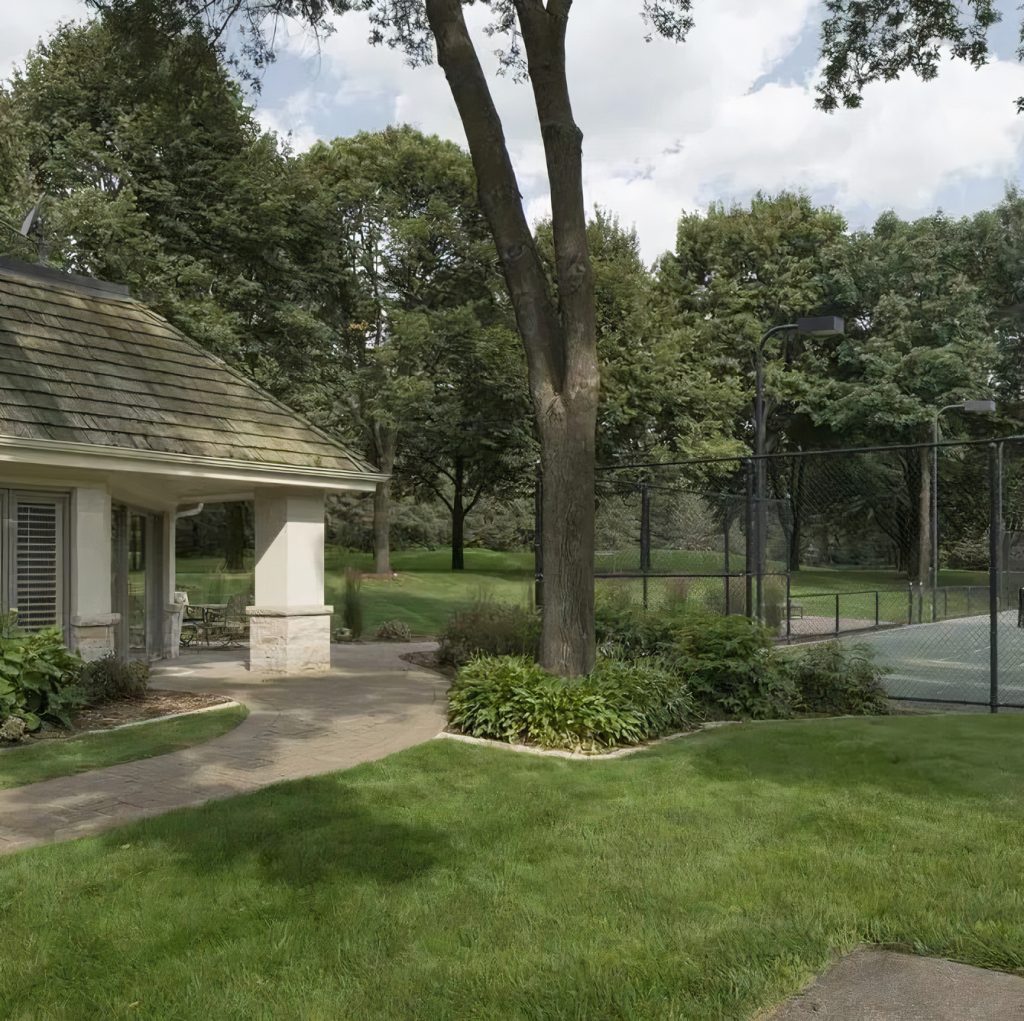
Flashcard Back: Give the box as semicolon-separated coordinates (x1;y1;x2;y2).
79;656;150;704
448;655;696;751
0;617;85;732
762;577;788;630
786;642;889;716
438;602;540;667
595;599;684;660
671;613;796;719
343;568;364;641
0;19;336;404
374;619;412;642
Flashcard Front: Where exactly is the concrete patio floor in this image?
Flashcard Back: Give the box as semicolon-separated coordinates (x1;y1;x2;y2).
0;642;446;855
767;948;1024;1019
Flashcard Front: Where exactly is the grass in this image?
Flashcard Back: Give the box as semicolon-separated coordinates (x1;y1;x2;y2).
1;714;1022;1019
0;705;247;790
176;546;989;637
177;548;533;637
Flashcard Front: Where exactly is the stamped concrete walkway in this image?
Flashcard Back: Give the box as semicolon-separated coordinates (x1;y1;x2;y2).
0;642;447;855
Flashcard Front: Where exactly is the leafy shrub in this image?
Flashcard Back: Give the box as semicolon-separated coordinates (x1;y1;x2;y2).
762;577;788;630
448;655;696;751
79;655;150;704
438;602;540;667
698;577;747;616
786;642;889;715
595;602;684;660
375;619;412;642
0;617;85;732
343;567;364;640
671;612;796;719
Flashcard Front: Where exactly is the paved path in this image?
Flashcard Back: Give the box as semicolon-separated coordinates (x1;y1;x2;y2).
768;948;1024;1019
0;642;446;855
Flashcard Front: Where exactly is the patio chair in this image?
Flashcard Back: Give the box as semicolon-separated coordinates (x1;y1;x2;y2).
204;592;250;648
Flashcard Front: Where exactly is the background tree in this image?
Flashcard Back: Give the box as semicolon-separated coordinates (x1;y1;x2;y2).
300;126;511;573
97;0;698;676
815;211;996;579
397;308;534;570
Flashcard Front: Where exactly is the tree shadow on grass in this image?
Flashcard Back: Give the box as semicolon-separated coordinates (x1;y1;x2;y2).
100;775;449;890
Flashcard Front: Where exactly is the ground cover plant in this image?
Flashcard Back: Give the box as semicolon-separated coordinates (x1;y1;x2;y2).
1;715;1022;1019
0;617;85;735
438;601;540;667
787;641;889;716
448;655;695;750
79;656;150;705
0;705;248;789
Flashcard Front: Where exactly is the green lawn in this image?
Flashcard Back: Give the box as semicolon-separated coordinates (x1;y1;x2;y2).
0;705;247;790
2;715;1022;1018
177;548;534;636
176;546;988;637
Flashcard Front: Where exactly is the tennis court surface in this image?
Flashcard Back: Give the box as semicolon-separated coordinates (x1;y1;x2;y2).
842;610;1024;708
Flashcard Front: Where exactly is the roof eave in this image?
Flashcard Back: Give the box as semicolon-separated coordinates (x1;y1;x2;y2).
0;434;389;492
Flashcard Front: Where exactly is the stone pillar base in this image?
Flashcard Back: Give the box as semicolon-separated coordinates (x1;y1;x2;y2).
70;613;120;662
246;605;333;674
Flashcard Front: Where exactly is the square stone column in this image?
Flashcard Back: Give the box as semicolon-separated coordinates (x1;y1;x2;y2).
248;488;332;673
69;486;119;661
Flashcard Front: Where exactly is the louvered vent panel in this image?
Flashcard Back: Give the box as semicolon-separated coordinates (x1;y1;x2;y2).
15;501;60;630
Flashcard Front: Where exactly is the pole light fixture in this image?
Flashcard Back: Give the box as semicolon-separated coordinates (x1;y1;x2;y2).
931;398;998;615
795;315;845;338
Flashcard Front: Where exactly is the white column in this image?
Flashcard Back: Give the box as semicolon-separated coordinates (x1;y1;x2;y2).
69;486;119;660
248;488;332;673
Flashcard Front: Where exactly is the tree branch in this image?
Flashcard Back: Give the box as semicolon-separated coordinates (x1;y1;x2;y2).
425;0;564;404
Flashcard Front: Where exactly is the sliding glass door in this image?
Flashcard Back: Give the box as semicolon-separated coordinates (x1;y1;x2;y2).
112;505;164;659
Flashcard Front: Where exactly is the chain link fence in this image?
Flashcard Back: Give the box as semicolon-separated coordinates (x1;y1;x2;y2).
536;437;1024;710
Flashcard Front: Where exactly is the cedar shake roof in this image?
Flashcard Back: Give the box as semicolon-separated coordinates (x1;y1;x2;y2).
0;258;377;477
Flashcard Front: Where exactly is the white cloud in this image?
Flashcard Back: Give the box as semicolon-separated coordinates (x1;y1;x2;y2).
2;0;86;77
254;88;320;153
10;0;1024;262
273;0;1024;260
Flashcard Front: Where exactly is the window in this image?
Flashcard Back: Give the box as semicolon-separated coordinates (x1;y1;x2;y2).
0;491;69;632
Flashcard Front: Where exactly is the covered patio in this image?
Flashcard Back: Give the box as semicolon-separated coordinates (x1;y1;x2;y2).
0;257;386;671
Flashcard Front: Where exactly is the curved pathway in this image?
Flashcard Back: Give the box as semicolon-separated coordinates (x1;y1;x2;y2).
0;642;446;855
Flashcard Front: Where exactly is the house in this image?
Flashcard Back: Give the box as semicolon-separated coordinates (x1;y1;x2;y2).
0;257;385;672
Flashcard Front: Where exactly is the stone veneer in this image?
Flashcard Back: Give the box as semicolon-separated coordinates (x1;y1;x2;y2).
70;612;120;661
247;605;333;674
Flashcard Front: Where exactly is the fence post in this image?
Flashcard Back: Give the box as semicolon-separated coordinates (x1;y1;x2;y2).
533;464;544;609
834;592;840;635
723;504;732;615
875;590;880;629
989;442;1002;714
743;459;754;619
785;573;792;641
907;584;913;625
639;481;651;572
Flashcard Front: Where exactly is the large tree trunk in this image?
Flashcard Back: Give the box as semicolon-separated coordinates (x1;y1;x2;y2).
451;455;466;571
223;502;246;572
427;0;598;675
373;428;397;575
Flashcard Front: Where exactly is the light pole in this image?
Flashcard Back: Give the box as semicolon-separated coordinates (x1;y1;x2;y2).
752;316;844;618
931;399;996;616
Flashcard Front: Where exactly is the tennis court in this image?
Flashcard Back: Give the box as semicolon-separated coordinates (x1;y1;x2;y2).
843;610;1024;708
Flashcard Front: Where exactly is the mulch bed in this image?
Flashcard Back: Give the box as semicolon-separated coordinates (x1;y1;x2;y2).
402;650;453;678
30;689;233;742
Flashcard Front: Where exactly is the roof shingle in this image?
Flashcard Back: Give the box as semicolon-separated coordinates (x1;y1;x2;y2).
0;259;377;476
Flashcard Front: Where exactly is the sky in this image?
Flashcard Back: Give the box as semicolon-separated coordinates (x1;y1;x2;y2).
7;0;1024;262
